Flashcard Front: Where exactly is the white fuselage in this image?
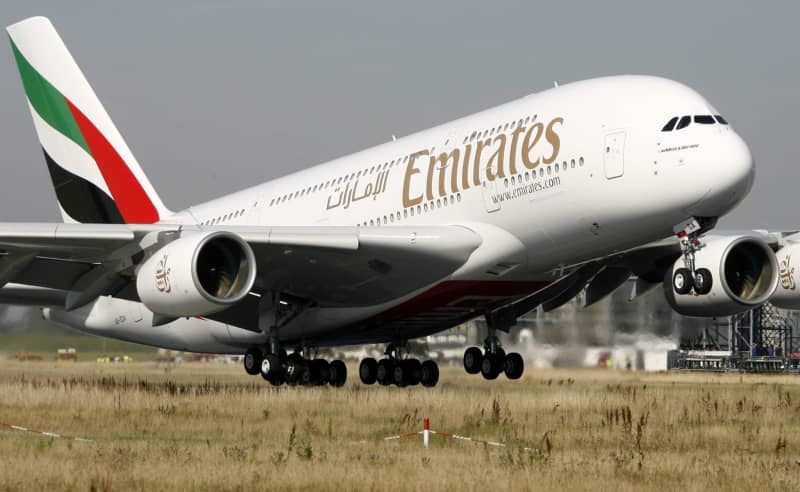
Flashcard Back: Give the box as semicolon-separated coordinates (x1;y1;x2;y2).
46;76;755;353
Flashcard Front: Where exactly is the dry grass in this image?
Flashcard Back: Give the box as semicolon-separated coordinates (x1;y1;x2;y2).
0;361;799;491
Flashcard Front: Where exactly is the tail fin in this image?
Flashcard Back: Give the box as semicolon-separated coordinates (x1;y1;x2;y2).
7;16;171;224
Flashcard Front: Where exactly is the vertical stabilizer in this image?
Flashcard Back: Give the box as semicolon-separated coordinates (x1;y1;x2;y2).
7;16;171;224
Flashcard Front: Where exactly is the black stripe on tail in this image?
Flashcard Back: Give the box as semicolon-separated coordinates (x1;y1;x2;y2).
43;147;124;224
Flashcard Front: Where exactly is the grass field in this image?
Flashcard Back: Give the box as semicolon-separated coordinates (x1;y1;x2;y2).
0;361;798;491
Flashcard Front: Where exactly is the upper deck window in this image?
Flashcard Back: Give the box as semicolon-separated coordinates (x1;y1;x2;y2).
694;115;715;124
661;117;679;132
676;115;691;130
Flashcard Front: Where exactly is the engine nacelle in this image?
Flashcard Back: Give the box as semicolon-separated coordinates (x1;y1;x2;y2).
136;231;257;317
768;240;800;309
664;235;778;317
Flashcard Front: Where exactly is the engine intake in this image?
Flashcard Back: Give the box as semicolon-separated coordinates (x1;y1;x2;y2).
664;235;778;317
137;231;257;317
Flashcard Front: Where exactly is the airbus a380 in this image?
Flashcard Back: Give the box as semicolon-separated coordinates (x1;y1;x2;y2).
2;16;798;388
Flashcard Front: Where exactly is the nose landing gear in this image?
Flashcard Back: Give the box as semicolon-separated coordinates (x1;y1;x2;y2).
673;217;714;296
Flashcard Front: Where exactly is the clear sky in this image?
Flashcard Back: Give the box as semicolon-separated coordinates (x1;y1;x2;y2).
0;1;797;229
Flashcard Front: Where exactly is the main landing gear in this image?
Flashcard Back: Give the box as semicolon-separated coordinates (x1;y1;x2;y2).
242;345;347;387
672;217;713;296
463;335;524;381
358;343;439;388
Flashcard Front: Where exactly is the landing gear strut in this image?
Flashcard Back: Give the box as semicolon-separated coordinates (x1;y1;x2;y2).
673;217;714;295
359;343;439;388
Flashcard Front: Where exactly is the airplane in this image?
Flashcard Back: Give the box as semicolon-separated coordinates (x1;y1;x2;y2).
2;16;799;388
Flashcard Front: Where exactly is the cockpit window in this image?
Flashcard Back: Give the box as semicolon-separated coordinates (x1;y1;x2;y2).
661;117;678;132
694;115;715;124
714;115;728;125
676;115;691;130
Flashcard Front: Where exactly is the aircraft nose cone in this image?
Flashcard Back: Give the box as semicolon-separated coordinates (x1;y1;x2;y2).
687;131;754;217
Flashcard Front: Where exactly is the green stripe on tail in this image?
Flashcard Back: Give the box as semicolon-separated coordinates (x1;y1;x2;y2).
10;37;89;154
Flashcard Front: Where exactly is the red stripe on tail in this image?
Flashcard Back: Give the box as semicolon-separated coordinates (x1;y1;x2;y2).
65;98;159;224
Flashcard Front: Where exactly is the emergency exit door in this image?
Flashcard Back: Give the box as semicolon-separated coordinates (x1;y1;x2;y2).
604;131;625;179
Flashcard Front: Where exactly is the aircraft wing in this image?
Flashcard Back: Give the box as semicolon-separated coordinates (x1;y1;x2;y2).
0;222;482;319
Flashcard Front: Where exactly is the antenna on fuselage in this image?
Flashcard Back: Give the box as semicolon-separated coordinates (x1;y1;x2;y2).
553;81;559;88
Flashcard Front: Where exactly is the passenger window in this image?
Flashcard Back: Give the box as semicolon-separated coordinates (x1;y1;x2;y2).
714;115;728;125
579;157;584;166
676;115;691;130
555;163;559;172
694;115;715;124
661;117;679;132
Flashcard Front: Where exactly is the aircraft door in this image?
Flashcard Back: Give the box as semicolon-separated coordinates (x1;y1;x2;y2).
604;131;625;179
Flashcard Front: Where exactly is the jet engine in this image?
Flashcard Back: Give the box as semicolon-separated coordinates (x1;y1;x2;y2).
663;235;778;317
136;231;257;317
767;240;800;309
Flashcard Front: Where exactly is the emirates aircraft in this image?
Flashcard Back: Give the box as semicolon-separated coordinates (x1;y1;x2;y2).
3;17;798;388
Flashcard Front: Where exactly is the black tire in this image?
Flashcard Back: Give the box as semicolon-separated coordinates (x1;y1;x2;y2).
264;371;285;386
673;268;693;295
421;360;439;387
359;358;377;385
405;359;422;386
393;362;408;387
285;356;304;384
300;363;314;386
481;353;502;380
243;347;262;376
463;347;483;374
376;359;395;386
311;359;330;385
694;268;713;295
260;354;283;378
329;360;347;387
504;352;524;380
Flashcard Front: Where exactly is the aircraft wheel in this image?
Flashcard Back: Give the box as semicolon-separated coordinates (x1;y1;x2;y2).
243;347;262;376
376;359;395;386
285;355;304;385
421;360;439;387
329;360;347;387
463;347;483;374
694;268;713;295
673;268;693;295
359;358;378;385
261;354;283;379
504;352;524;380
311;359;331;385
481;353;503;380
405;359;422;385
